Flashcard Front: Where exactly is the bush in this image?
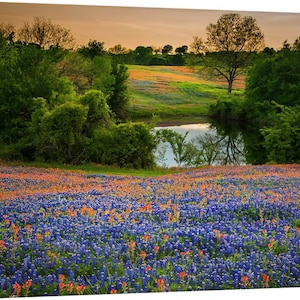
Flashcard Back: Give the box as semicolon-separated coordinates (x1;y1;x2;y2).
91;122;157;169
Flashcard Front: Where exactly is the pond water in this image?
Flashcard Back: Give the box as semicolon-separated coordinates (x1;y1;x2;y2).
154;123;217;167
154;122;247;167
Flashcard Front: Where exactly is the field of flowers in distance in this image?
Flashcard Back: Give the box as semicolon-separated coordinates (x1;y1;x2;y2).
127;65;244;123
0;164;299;297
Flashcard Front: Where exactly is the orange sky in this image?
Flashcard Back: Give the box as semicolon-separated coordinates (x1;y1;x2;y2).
1;1;300;50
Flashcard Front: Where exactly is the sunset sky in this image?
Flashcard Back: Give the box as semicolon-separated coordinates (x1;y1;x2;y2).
1;1;300;50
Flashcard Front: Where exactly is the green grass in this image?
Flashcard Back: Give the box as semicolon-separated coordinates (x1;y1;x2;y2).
127;65;245;123
2;161;194;177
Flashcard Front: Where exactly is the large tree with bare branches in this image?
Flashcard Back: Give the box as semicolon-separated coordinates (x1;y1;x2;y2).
18;17;75;49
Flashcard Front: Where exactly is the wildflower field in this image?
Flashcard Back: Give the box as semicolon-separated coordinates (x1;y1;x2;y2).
0;164;299;297
127;65;245;123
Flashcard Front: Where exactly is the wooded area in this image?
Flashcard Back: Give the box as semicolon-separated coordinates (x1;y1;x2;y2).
1;13;300;168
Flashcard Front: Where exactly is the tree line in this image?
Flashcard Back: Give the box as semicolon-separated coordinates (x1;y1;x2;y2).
1;13;300;168
0;17;158;168
208;45;300;165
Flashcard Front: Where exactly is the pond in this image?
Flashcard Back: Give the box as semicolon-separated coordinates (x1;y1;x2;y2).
154;123;246;167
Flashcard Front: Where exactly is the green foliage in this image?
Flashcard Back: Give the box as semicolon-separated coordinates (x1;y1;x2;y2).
239;50;300;164
208;97;245;121
134;46;153;65
37;102;88;164
107;63;130;122
261;103;300;164
91;55;114;94
0;42;75;145
79;90;113;136
245;50;300;113
58;51;93;94
93;122;157;169
77;40;105;59
156;129;198;167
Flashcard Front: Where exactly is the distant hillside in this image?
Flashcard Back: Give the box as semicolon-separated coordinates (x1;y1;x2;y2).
127;65;245;124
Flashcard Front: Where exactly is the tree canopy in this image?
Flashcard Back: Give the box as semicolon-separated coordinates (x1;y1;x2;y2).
18;17;75;49
190;13;265;93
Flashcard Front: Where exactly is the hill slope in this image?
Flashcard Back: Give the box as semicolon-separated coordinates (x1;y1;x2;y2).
127;65;244;124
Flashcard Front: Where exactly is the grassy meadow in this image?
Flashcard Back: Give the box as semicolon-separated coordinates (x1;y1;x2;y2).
127;65;245;124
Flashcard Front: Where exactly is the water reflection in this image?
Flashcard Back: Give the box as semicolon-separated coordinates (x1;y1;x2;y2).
154;123;246;167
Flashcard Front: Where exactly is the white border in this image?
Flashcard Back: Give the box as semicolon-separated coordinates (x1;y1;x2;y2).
1;0;300;13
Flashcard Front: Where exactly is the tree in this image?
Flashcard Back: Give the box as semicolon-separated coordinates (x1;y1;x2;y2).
189;36;205;55
108;44;128;55
78;40;105;58
97;122;157;169
79;90;113;137
245;50;300;118
0;23;15;43
18;17;75;49
58;51;94;94
0;42;74;145
175;45;188;55
162;45;173;55
292;37;300;51
191;133;221;166
134;46;153;65
107;63;130;122
153;46;162;55
156;129;197;167
261;103;300;164
37;102;88;163
199;13;265;93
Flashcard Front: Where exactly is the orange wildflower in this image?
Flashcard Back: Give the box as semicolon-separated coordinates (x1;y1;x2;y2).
262;273;270;287
143;234;151;242
163;234;169;241
284;225;290;234
154;245;159;254
241;275;249;286
75;285;86;294
59;282;65;290
67;282;74;292
22;279;32;289
140;251;147;260
13;283;21;297
110;289;117;294
0;240;7;251
128;240;136;252
268;238;275;249
36;233;43;242
146;265;151;272
157;278;166;292
179;271;186;280
11;223;19;239
59;274;66;282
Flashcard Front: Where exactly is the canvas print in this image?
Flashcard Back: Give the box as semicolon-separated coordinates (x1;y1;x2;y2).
0;1;299;298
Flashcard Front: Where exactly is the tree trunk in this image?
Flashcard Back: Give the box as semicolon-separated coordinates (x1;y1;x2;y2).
228;79;233;93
